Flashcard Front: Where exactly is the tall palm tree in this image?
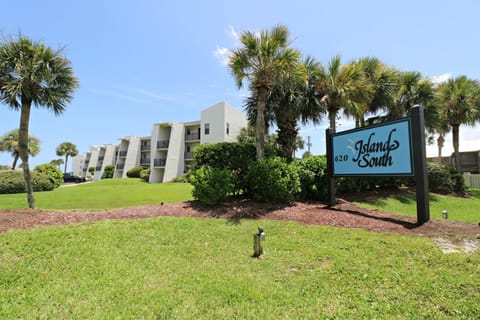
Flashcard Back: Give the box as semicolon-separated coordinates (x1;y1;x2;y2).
315;55;372;133
56;142;79;174
436;76;480;172
229;25;300;158
293;135;305;159
346;57;398;127
0;129;40;170
243;56;324;160
388;71;435;121
50;158;64;169
0;36;78;208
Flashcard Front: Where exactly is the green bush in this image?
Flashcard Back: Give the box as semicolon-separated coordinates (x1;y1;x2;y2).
427;162;453;193
101;165;115;179
140;168;150;182
294;156;328;201
193;142;284;195
34;163;63;188
126;166;145;178
0;170;54;194
189;166;236;206
247;157;300;203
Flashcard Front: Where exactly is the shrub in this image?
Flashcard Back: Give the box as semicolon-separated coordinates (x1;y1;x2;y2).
294;156;328;201
247;157;300;203
426;162;453;193
193;142;284;195
140;168;150;182
101;165;115;179
126;166;145;178
34;163;63;188
189;166;236;206
0;171;54;194
88;167;95;174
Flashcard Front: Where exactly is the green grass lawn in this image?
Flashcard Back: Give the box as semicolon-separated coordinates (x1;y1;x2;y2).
1;217;478;319
354;188;480;223
0;179;193;210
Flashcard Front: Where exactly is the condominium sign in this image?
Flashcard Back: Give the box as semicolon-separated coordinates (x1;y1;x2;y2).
332;118;413;176
326;106;430;224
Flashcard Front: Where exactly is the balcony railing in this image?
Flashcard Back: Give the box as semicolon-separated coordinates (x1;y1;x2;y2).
185;132;200;141
116;163;125;170
95;166;102;171
82;167;87;172
98;156;105;161
154;158;166;167
157;140;169;149
462;161;480;169
141;145;151;151
140;159;151;166
119;151;127;157
184;152;194;160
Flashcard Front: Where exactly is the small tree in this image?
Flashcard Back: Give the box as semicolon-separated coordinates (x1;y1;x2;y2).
56;142;79;174
101;165;115;179
0;129;40;170
50;158;64;169
34;163;63;188
0;36;78;208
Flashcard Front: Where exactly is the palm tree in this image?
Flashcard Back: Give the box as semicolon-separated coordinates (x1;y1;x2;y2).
0;36;78;208
0;129;40;170
50;158;64;169
229;25;300;158
315;55;372;133
56;142;79;174
293;135;305;159
387;71;435;121
243;56;324;160
346;57;398;127
436;76;480;172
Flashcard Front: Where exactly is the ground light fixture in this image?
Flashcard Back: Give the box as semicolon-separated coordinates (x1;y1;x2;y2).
442;209;448;219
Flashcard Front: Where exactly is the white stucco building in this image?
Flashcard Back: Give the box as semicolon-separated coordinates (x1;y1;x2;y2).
75;101;247;183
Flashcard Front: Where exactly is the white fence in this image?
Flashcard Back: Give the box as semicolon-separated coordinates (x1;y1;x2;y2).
464;173;480;188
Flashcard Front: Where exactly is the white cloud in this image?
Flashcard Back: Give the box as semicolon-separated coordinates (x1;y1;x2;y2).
429;73;451;85
213;46;232;66
213;25;244;66
426;125;480;157
228;25;240;43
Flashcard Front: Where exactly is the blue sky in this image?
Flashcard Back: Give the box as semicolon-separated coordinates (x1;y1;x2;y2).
1;0;480;169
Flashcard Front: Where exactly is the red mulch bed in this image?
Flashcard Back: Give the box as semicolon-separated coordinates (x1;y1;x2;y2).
1;196;478;238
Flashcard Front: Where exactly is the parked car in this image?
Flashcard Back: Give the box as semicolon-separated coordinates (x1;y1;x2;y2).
63;172;86;183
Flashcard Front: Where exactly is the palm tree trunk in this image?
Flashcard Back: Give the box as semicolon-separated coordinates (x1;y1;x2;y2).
437;135;444;161
19;97;36;209
256;86;267;159
452;125;462;173
64;155;68;174
11;153;19;170
328;107;336;133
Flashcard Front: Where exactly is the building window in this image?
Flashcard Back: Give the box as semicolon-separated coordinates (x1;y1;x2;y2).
226;123;230;135
205;123;210;135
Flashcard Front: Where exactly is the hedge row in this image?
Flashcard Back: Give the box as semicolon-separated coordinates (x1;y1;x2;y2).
0;170;55;194
189;142;465;206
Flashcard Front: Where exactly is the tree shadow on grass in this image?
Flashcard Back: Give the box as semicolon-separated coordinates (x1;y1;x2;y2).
330;206;420;230
188;197;291;225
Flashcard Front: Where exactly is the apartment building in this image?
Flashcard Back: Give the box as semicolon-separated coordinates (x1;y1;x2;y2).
75;101;247;182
